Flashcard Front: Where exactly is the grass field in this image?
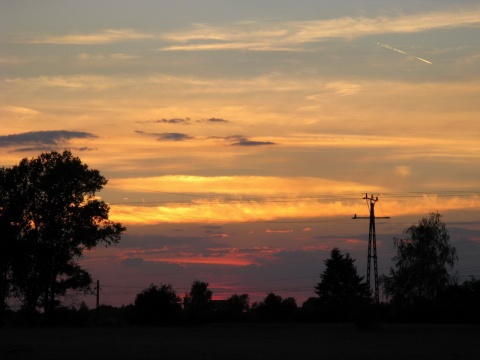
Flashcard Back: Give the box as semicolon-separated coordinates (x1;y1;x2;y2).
1;323;479;360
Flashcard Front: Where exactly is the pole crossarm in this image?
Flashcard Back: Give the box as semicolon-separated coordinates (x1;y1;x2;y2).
353;214;390;219
352;193;390;304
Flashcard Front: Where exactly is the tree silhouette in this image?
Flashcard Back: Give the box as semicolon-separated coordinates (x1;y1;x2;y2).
0;166;22;324
183;280;213;322
211;293;250;322
315;248;371;320
252;293;298;321
134;283;181;325
0;151;125;322
225;293;250;321
382;212;457;308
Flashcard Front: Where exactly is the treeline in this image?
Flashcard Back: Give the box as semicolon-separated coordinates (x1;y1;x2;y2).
3;275;479;327
2;152;480;326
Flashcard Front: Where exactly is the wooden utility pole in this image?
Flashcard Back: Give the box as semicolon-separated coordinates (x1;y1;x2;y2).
95;280;100;325
353;194;390;303
96;280;100;309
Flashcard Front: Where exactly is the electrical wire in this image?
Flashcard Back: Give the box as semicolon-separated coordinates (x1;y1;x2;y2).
105;188;480;206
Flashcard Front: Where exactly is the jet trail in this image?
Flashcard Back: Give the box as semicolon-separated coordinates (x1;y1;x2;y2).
376;42;432;65
415;57;433;65
377;42;407;55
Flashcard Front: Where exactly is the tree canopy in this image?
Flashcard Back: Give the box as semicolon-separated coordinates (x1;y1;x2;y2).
134;283;182;325
251;293;297;322
382;212;457;306
183;280;213;322
315;248;371;307
0;151;125;321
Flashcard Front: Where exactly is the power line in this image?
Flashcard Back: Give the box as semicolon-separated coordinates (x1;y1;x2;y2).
105;188;480;206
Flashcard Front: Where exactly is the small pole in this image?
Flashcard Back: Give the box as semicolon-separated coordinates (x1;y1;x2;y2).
96;280;100;325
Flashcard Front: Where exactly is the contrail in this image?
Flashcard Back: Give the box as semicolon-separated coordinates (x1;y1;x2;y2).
376;42;432;65
415;56;433;65
377;42;407;55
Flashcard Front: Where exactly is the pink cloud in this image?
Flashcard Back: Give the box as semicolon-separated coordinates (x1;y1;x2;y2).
209;233;229;238
265;229;294;233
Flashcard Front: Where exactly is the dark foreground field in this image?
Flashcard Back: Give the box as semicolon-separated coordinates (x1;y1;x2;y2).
1;323;479;360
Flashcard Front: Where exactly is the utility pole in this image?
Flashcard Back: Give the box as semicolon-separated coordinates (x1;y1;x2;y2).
353;194;390;303
96;280;100;325
86;279;101;325
96;280;100;309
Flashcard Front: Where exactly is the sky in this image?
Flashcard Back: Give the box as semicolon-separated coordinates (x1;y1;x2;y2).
1;0;480;308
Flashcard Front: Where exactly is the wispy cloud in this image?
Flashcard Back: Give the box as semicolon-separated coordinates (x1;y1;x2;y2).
152;118;191;124
135;130;194;141
324;82;363;96
6;75;120;91
0;130;97;149
203;118;229;123
394;166;411;178
226;135;276;146
2;106;40;116
266;229;294;233
4;72;307;95
139;117;229;125
134;130;272;145
109;194;480;225
20;29;155;45
107;175;480;225
159;9;480;51
111;195;480;224
9;8;479;52
77;52;141;61
109;175;383;197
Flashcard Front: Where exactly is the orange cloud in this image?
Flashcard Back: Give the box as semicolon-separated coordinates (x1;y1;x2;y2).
209;233;229;238
155;256;252;266
108;193;480;225
109;175;382;197
346;239;362;244
23;29;155;45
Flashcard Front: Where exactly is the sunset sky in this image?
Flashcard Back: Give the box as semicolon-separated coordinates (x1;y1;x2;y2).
1;0;480;308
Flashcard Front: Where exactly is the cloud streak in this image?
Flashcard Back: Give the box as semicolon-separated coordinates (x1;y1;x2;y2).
226;135;276;146
135;130;194;141
10;8;479;51
109;175;380;197
159;9;480;51
0;130;97;148
20;29;155;45
109;194;480;225
139;118;229;125
2;106;40;116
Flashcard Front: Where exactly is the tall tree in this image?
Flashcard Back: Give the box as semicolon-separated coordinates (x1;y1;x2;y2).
183;280;213;322
0;167;23;323
315;248;371;312
0;151;125;320
383;212;457;306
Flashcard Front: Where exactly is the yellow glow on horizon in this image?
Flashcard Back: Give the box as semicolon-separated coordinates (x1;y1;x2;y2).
109;194;480;225
109;175;384;197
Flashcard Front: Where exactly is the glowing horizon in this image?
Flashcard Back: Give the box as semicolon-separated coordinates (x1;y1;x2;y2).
2;0;480;307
